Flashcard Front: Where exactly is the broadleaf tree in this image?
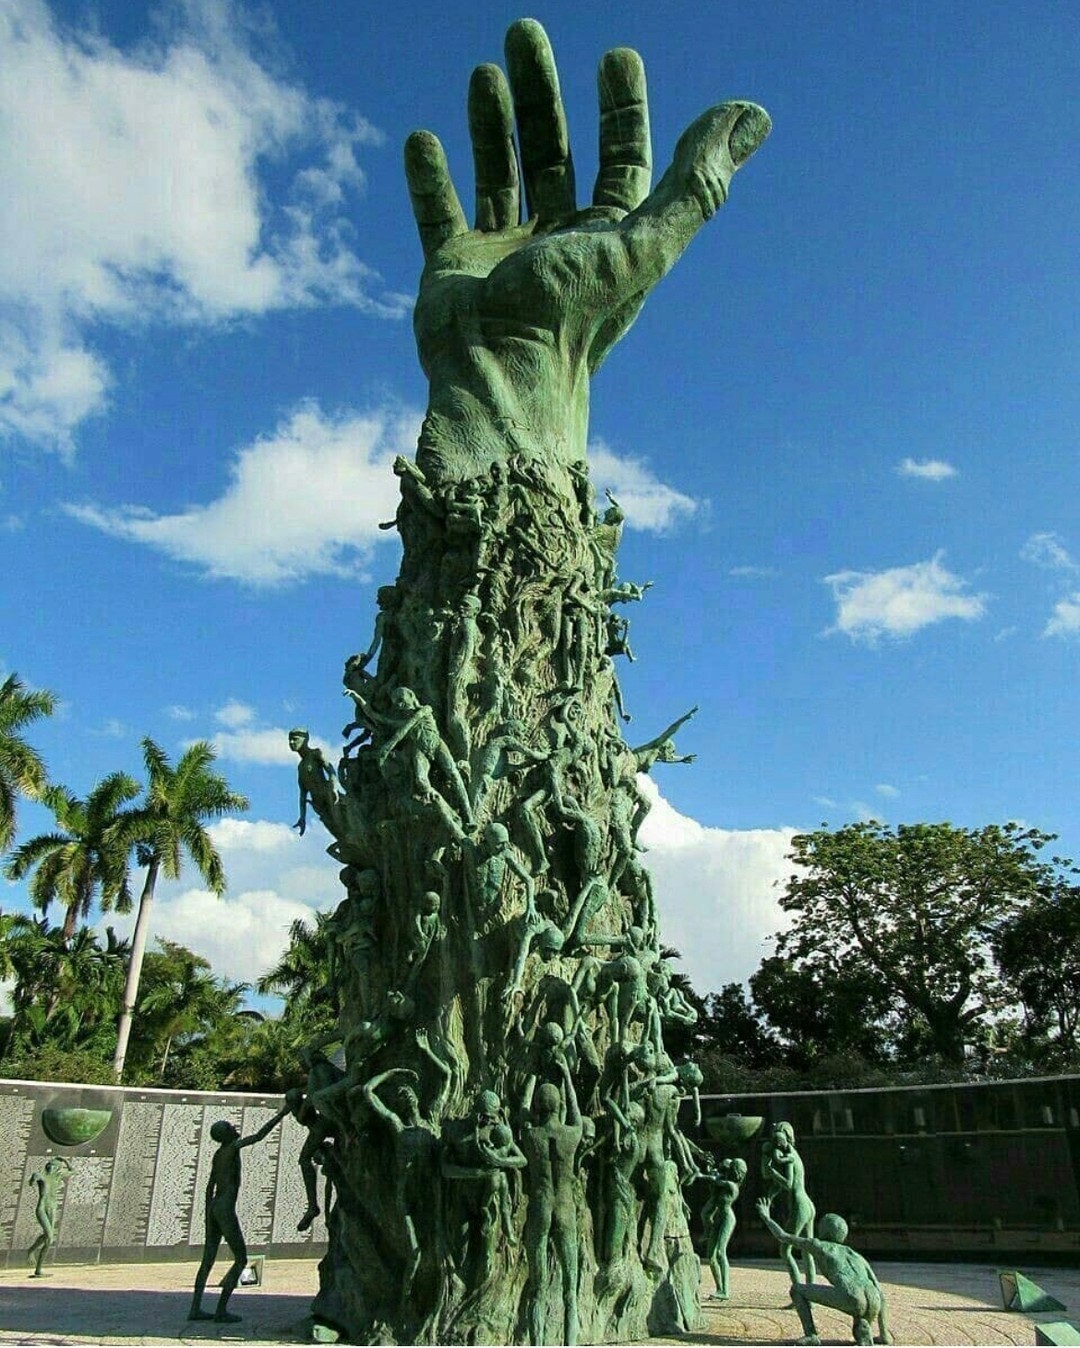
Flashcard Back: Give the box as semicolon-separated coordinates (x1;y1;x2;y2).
774;821;1062;1065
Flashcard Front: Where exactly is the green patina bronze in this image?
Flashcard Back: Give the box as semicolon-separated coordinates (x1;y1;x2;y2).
700;1155;747;1301
756;1200;893;1346
27;1156;72;1278
188;1109;288;1324
40;1107;112;1147
291;18;770;1344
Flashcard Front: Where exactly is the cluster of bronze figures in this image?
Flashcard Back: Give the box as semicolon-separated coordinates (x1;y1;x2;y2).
28;1113;889;1347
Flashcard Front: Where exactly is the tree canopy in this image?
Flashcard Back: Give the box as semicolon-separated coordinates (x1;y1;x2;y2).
0;673;56;853
772;820;1065;1065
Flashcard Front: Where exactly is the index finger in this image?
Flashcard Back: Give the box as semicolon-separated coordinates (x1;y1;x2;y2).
594;47;651;213
404;130;467;259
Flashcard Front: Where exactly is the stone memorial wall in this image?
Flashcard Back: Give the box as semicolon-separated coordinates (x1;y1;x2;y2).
0;1077;327;1267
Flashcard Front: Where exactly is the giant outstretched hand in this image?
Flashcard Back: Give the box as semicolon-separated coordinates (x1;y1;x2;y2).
405;18;770;483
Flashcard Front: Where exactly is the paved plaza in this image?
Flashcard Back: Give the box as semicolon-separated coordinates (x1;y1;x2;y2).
1;1257;1077;1346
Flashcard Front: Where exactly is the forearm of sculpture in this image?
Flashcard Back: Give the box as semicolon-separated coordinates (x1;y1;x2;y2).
241;1105;289;1147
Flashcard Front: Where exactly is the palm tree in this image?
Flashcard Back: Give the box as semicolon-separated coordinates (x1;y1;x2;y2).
0;917;128;1059
0;673;56;853
134;939;249;1080
4;773;141;938
112;738;247;1082
256;909;339;1044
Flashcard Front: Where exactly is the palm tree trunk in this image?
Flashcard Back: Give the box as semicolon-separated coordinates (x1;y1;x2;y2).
112;855;159;1081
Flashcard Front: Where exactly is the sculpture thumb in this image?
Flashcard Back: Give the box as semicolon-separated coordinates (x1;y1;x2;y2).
728;102;772;166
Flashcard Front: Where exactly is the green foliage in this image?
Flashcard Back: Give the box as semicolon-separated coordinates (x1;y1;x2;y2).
0;673;56;854
994;878;1080;1061
774;820;1061;1064
1;1042;118;1085
749;955;895;1067
4;774;141;937
122;938;250;1085
113;737;248;1080
0;917;127;1063
256;908;339;1030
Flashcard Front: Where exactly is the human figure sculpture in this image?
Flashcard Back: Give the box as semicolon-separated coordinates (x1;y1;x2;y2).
446;592;483;763
756;1200;892;1347
596;1099;647;1289
188;1107;288;1322
474;820;537;923
441;1089;527;1278
632;707;698;772
27;1157;72;1277
701;1156;747;1299
519;1058;585;1345
284;1087;334;1233
371;686;474;837
289;728;344;837
361;1031;453;1310
470;718;547;816
402;889;442;992
761;1121;817;1285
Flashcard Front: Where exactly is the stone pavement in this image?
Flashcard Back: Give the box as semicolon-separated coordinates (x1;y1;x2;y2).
0;1256;1077;1346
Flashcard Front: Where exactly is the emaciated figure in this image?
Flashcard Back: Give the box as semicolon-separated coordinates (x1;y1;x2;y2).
700;1156;747;1300
188;1107;288;1323
519;1058;584;1345
289;728;343;837
27;1156;72;1277
756;1199;892;1347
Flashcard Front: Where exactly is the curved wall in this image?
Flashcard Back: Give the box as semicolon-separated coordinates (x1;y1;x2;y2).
0;1077;327;1267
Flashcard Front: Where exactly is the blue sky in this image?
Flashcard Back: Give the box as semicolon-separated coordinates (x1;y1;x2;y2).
2;0;1077;999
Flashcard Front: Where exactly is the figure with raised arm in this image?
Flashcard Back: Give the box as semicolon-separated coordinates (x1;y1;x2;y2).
519;1057;585;1345
27;1157;72;1277
701;1156;747;1299
361;1031;453;1310
284;1087;335;1234
188;1106;288;1322
289;729;344;838
757;1199;892;1346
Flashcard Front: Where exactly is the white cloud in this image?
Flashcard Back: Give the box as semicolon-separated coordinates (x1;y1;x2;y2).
896;457;958;481
1045;594;1080;639
167;704;198;721
106;817;339;985
209;727;295;765
208;722;334;765
65;402;418;583
587;439;701;532
728;565;779;579
124;886;325;987
215;699;255;729
1021;532;1077;572
875;783;900;798
824;552;987;643
207;818;297;853
0;0;408;451
637;777;795;993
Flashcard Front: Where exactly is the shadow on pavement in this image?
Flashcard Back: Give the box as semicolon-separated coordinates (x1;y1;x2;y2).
0;1285;313;1342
